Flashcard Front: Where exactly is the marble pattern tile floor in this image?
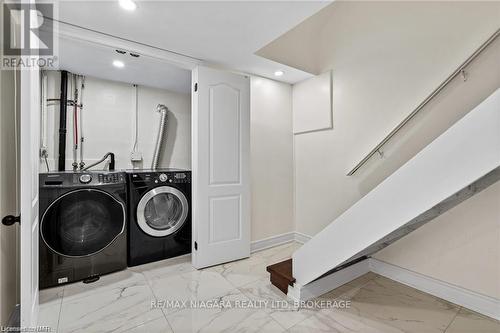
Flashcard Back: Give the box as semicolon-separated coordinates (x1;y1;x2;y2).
39;242;500;333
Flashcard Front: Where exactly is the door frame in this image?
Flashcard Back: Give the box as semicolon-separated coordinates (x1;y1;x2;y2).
20;61;41;329
0;56;21;327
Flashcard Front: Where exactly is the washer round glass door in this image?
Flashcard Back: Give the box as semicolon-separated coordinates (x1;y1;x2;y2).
41;189;125;257
136;186;189;237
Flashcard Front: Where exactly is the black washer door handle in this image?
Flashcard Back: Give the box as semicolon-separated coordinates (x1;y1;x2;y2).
2;215;20;226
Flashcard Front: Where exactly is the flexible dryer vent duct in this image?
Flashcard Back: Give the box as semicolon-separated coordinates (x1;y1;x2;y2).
151;104;169;169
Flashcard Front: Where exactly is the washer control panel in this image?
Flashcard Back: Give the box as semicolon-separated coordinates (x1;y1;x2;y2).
98;173;123;184
82;172;125;185
40;172;126;187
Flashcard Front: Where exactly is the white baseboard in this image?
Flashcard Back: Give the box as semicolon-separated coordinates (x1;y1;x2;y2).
251;232;296;253
285;256;499;320
251;232;312;253
369;258;500;321
288;259;370;302
294;232;312;244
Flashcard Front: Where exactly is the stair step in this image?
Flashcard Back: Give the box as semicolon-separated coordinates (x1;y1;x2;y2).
266;259;296;294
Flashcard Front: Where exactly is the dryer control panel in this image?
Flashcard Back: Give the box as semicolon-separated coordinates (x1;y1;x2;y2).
130;170;191;185
157;172;190;184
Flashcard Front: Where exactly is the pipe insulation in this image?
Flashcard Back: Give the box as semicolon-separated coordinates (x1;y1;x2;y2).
72;74;79;170
151;104;169;169
58;70;68;171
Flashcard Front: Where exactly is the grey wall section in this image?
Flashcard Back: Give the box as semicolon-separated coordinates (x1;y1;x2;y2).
250;77;294;241
0;68;20;324
375;180;500;299
42;72;191;171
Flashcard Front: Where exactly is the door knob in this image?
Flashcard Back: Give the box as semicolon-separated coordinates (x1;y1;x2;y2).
2;215;20;226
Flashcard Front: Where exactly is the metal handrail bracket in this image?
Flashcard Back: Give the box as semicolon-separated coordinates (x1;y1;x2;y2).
347;28;500;176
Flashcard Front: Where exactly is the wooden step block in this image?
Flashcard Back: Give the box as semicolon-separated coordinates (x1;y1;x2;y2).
266;259;296;294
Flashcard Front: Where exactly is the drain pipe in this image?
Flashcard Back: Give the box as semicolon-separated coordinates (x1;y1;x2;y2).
151;104;168;169
83;152;115;171
58;70;68;171
79;76;86;170
72;74;79;171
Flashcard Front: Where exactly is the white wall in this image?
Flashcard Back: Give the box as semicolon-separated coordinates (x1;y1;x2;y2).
266;2;500;296
250;77;294;241
42;72;191;171
0;69;20;324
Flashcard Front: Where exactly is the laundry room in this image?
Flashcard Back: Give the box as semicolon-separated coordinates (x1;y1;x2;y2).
35;23;201;289
40;50;192;172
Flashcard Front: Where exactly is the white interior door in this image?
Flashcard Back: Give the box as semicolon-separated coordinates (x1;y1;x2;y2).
192;66;250;268
19;51;41;329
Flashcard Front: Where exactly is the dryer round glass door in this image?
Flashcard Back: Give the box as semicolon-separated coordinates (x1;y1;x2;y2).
40;189;126;257
136;186;189;237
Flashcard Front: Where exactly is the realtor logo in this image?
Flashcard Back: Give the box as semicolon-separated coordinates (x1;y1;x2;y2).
2;2;57;69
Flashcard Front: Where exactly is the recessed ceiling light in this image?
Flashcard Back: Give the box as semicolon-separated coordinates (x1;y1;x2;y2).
274;70;284;77
113;60;125;68
119;0;137;11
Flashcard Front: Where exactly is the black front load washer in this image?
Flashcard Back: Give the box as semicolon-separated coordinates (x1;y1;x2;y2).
127;169;191;267
39;171;127;289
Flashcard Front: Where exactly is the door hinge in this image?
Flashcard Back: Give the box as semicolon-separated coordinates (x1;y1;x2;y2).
2;215;20;226
194;241;198;251
194;83;198;92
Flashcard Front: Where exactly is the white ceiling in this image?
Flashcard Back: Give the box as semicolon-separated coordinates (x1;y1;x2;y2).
51;0;330;85
57;37;192;93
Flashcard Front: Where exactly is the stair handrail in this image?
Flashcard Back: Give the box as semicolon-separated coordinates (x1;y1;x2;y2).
347;28;500;176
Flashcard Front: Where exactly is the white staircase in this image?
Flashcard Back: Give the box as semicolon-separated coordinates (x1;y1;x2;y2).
292;88;500;287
